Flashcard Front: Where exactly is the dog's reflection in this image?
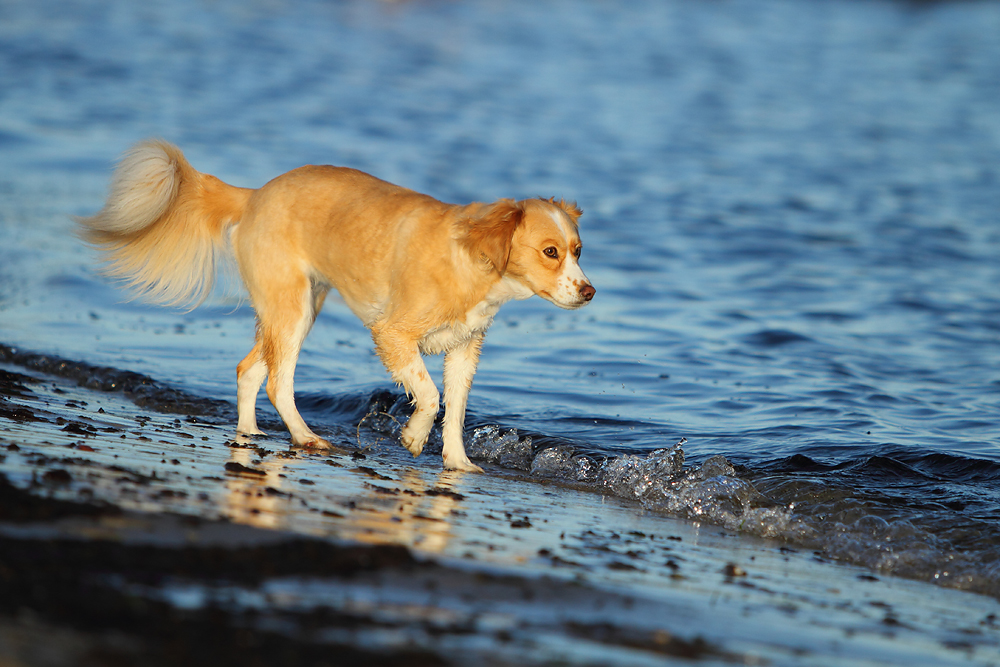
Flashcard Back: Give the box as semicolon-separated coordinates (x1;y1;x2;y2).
221;444;290;530
222;443;463;555
342;468;463;554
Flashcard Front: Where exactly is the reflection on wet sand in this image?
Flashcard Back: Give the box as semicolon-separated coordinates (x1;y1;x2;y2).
221;435;464;555
222;446;290;530
341;468;463;554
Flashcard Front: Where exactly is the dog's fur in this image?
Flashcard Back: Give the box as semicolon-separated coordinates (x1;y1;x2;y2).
77;140;595;472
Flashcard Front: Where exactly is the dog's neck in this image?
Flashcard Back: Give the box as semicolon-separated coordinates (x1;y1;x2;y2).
485;274;533;306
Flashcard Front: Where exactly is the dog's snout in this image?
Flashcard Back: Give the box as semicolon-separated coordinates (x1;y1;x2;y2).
580;283;596;301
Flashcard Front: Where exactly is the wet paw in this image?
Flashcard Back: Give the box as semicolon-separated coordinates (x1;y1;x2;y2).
401;431;426;457
295;434;333;449
443;455;484;473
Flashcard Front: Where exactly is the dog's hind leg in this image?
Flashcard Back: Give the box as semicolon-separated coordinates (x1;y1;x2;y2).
236;339;267;435
257;273;331;448
441;334;485;472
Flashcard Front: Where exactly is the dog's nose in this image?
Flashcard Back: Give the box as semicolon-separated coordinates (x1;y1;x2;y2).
580;284;596;301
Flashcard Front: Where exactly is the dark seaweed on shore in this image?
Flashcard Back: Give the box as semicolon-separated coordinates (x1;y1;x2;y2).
0;344;233;420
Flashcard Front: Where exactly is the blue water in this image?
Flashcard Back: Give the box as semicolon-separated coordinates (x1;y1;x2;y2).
2;0;1000;597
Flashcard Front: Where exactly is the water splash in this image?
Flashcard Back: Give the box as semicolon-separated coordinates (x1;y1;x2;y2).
468;428;794;535
464;426;1000;598
466;425;533;470
356;411;402;451
530;445;598;482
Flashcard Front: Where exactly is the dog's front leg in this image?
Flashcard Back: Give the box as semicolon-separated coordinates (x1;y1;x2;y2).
397;356;440;457
441;334;485;473
375;332;440;458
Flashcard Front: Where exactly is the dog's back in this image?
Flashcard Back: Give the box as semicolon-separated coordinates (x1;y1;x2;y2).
233;164;463;326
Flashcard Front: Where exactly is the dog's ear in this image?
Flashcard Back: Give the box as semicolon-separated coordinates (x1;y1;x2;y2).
462;199;524;274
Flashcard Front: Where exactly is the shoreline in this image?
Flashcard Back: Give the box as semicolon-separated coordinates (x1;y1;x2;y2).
2;354;999;665
0;480;733;667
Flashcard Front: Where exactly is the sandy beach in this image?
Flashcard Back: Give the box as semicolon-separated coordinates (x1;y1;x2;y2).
2;353;998;666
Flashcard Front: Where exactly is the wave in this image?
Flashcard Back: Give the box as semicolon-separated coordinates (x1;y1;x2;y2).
419;420;1000;600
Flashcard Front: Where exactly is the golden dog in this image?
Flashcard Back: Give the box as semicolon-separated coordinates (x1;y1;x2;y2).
78;140;595;472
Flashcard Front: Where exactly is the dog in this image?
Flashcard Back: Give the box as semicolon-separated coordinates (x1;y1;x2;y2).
77;140;595;472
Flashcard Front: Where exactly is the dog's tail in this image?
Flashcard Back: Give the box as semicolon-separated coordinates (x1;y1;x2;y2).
76;139;253;308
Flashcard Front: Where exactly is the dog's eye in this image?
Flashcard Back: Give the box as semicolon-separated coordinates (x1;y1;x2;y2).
543;246;559;259
573;246;582;259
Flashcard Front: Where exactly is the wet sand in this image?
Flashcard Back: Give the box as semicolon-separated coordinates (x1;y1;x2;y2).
2;351;998;666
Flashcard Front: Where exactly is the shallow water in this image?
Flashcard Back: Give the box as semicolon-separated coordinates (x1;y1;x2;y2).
2;0;1000;607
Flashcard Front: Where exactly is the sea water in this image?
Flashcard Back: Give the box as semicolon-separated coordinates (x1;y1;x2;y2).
1;0;999;601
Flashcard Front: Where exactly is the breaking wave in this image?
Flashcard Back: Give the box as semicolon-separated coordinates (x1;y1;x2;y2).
449;423;1000;599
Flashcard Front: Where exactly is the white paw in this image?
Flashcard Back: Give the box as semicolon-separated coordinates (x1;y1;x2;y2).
293;433;333;449
401;430;427;457
443;454;484;473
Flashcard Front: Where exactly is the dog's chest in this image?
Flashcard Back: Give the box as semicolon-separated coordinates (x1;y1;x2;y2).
417;298;502;355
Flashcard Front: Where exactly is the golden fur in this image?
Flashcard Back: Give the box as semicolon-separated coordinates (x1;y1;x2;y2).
78;140;595;472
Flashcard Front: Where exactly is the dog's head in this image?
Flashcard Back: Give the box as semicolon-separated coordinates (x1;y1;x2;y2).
464;197;595;309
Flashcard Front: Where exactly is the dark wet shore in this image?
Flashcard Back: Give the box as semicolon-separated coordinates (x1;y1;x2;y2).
3;349;999;666
1;476;733;667
0;351;741;666
0;482;436;667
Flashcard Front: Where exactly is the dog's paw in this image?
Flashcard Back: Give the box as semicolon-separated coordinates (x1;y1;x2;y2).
294;433;333;449
443;454;484;473
401;432;426;457
231;431;264;448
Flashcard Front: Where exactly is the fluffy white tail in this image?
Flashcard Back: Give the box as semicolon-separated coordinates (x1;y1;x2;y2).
76;140;252;307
